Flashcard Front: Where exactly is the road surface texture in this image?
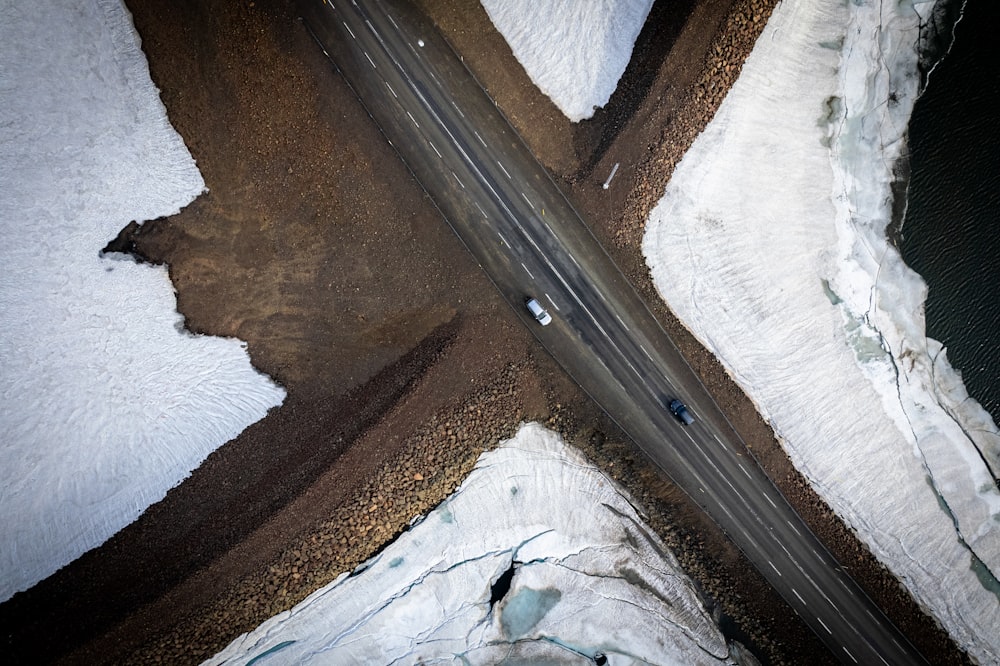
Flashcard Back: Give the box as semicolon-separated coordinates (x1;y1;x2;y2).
0;0;967;664
301;0;931;664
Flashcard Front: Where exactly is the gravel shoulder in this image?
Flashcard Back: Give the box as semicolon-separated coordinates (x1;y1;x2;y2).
0;1;967;665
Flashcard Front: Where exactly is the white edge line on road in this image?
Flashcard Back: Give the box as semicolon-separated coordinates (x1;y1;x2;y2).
385;81;397;98
497;233;510;248
365;19;379;40
817;585;835;608
521;262;534;279
364;51;376;69
498;161;511;179
343;21;356;39
545;293;559;311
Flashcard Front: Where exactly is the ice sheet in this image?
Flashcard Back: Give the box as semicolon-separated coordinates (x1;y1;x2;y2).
642;0;1000;661
206;423;741;665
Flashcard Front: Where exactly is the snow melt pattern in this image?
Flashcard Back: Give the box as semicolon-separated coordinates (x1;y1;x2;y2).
642;0;1000;661
479;0;653;122
207;424;739;665
0;0;285;601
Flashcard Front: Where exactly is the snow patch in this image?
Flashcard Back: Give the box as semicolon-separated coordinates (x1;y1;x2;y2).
0;0;285;601
479;0;653;122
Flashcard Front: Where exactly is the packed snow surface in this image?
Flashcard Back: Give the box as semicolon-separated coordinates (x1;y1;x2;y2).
208;423;743;665
478;0;653;122
641;0;1000;661
0;0;285;602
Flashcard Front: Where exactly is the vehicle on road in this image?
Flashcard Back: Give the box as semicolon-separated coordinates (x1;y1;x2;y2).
669;399;694;425
525;297;552;326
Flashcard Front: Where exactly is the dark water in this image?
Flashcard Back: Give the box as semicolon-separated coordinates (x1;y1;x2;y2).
899;0;1000;422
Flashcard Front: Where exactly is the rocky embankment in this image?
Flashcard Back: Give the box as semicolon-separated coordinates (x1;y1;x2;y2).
620;0;777;248
126;362;530;663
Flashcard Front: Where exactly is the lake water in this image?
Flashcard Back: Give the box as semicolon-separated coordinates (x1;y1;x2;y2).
899;0;1000;422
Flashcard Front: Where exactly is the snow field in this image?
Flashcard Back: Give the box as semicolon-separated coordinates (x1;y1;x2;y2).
0;0;285;602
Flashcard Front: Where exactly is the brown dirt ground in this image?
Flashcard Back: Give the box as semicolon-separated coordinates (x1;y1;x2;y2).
0;0;970;665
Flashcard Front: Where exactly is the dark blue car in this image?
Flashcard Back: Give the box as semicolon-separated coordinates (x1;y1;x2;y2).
669;399;694;425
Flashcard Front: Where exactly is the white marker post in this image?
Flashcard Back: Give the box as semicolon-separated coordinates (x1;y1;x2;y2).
602;162;620;190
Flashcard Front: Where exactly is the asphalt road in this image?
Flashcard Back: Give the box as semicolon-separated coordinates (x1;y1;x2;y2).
299;0;930;663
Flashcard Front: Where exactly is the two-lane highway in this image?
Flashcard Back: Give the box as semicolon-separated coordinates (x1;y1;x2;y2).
298;1;930;663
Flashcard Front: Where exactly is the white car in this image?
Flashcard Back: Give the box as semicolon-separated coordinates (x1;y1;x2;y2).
525;297;552;326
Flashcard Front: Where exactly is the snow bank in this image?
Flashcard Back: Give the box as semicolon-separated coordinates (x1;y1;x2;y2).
0;0;285;601
479;0;653;121
207;423;743;665
642;0;1000;661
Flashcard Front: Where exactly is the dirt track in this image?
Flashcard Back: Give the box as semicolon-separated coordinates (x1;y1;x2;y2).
0;1;969;665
